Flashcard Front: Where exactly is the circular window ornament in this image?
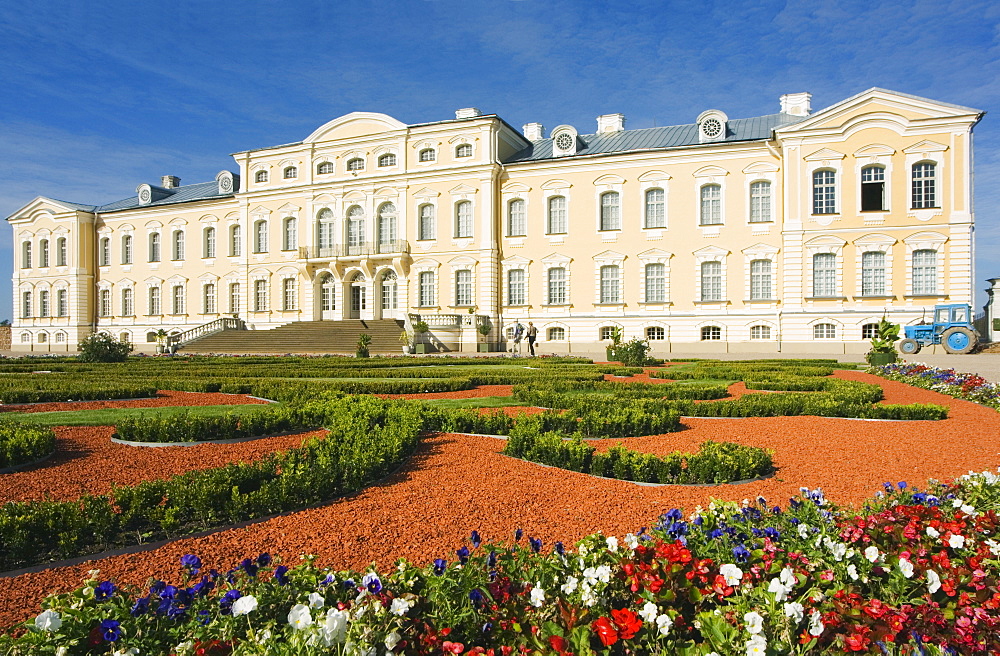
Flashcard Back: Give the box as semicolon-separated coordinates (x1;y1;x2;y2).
138;188;151;203
702;118;723;139
554;133;574;151
219;176;232;192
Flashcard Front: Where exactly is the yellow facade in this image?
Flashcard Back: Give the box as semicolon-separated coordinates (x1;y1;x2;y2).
7;88;983;354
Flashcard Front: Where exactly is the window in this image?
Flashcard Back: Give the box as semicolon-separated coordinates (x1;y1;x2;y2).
317;161;334;175
55;332;66;343
912;249;937;295
749;259;772;300
861;166;885;211
39;240;49;267
39;291;49;318
229;282;241;314
371;153;393;168
283;166;297;180
644;188;665;229
21;291;31;318
637;262;668;305
547;267;567;305
381;271;397;310
203;284;216;314
812;253;837;297
346;206;365;249
57;289;67;317
171;285;185;314
254;220;268;253
455;144;473;158
418;204;435;240
21;242;31;268
57;237;67;266
254;280;268;312
700;184;722;225
547;196;567;234
548;327;566;341
912;163;937;208
282;218;297;250
282;279;296;311
119;332;130;344
600;326;617;340
419;148;436;162
814;323;836;339
121;288;133;316
507;269;526;305
861;251;885;296
701;326;722;341
750;325;771;340
122;235;133;264
149;233;161;262
148;286;161;315
750;181;771;222
171;231;184;260
319;275;335;312
507;199;526;236
418;271;436;307
646;326;665;340
861;323;878;340
600;192;620;231
38;333;47;344
812;170;836;214
203;227;216;258
99;289;111;317
346;157;364;172
700;261;722;301
599;265;621;304
19;332;29;343
230;225;242;256
455;270;473;306
377;203;397;246
255;170;268;183
99;237;110;266
455;201;473;238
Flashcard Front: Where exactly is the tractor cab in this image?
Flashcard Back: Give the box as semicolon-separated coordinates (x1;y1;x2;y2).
899;303;978;355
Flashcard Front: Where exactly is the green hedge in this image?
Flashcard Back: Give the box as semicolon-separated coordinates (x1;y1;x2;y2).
0;380;157;404
0;396;424;571
0;421;56;469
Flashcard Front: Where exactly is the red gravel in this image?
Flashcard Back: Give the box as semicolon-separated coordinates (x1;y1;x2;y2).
3;371;1000;630
0;390;270;414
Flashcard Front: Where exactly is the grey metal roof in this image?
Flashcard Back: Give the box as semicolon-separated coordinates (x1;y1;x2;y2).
96;177;237;214
47;198;98;212
504;112;805;163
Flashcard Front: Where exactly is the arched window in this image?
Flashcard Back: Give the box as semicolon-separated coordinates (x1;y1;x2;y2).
600;192;620;231
148;286;161;315
507;269;526;305
203;227;216;258
119;332;130;344
377;153;396;167
646;326;665;340
547;196;567;234
317;209;335;250
282;217;297;250
700;326;722;341
21;291;31;318
171;230;185;260
377;203;397;248
418;271;436;307
599;265;620;304
812;253;836;297
419;148;436;162
912;249;938;295
750;325;771;340
418;204;436;240
346;157;364;172
749;259;772;300
700;184;722;225
346;206;365;250
861;251;885;296
255;170;268;183
203;283;216;314
121;288;134;316
813;323;836;339
316;161;334;175
39;240;49;267
56;289;68;317
912;163;937;209
148;232;161;262
99;288;112;317
507;199;526;236
455;201;473;238
749;181;771;222
254;220;268;253
812;170;836;214
381;270;397;311
253;279;267;312
700;261;722;301
644;263;665;303
121;235;133;264
57;237;67;266
861;166;885;212
282;279;296;311
861;323;879;339
455;269;473;306
21;241;31;268
547;267;567;305
230;224;242;256
99;237;111;266
455;143;473;158
283;166;297;180
644;188;665;229
548;327;566;341
599;326;617;340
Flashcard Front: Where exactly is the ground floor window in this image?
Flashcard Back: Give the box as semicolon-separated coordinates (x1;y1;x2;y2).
646;326;665;340
814;323;836;339
861;323;878;339
749;325;771;340
701;326;722;340
547;327;566;340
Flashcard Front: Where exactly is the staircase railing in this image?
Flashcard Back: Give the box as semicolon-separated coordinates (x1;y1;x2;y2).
169;317;246;347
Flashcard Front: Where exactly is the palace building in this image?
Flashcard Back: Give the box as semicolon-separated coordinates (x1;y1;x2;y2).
7;88;984;354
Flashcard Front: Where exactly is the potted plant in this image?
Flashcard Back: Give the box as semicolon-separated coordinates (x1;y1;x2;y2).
412;321;430;354
356;332;372;358
866;316;900;366
604;326;624;362
154;329;169;354
477;320;492;352
399;329;413;354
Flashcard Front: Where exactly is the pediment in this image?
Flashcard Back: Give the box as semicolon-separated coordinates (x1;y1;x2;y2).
144;276;163;285
593;174;625;186
413;187;440;199
638;170;671;182
166;274;188;284
853;144;896;157
904;231;947;244
804;148;846;161
304;112;407;143
693;165;729;178
540;179;571;190
502;255;531;267
197;273;219;283
119;278;135;287
448;255;478;267
742;243;779;255
277;203;301;213
593;250;626;261
804;235;848;247
541;252;572;265
854;233;897;246
249;206;272;216
449;184;478;196
637;248;673;259
903;140;948;154
6;196;94;222
742;162;779;174
502;182;531;194
692;245;730;257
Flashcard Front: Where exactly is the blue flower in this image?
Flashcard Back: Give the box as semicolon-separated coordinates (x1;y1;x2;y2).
763;527;781;540
197;610;211;626
362;572;382;593
732;544;751;563
693;515;704;525
100;619;121;642
883;482;894;493
320;574;334;586
487;551;497;569
166;602;187;620
529;537;542;553
554;541;564;555
342;579;356;590
514;528;523;541
482;621;493;634
771;506;782;515
256;553;272;567
456;546;470;565
149;580;166;595
219;589;242;615
94;580;116;602
130;597;150;617
273;565;290;586
240;559;259;578
160;585;178;600
664;508;683;521
469;589;485;606
180;554;202;574
433;559;447;576
708;528;725;540
470;530;482;548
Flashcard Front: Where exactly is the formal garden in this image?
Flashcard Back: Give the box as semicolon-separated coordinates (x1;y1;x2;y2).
0;352;999;654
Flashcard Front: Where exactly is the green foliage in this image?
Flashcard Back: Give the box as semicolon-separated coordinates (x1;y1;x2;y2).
606;337;652;367
866;316;901;364
356;332;372;358
0;420;56;469
77;332;133;363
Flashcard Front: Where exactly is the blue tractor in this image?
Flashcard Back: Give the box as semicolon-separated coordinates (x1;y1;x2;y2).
898;303;979;355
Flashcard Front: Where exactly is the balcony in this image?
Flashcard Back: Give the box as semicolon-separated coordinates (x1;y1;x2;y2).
299;240;410;260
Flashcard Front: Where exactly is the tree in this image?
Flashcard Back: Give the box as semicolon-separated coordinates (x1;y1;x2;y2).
78;332;133;362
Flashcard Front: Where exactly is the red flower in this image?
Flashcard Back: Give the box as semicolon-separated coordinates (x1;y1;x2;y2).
844;626;871;652
548;636;572;656
592;617;620;647
610;608;642;640
443;640;465;654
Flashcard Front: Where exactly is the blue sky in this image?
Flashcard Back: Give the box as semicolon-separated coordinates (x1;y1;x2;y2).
2;0;999;318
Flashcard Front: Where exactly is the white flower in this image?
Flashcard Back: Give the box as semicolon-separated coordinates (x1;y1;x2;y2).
561;576;578;594
898;558;914;578
578;543;589;556
745;634;767;656
172;642;193;656
580;582;597;607
656;614;673;635
797;524;811;539
808;609;824;636
961;504;975;516
926;526;940;538
864;546;880;562
321;609;348;646
308;592;325;609
256;629;271;644
952;498;964;508
720;563;743;586
779;566;796;588
606;536;619;552
743;611;764;634
288;603;313;630
385;631;402;651
582;567;598;586
927;569;942;594
34;609;61;632
625;533;639;549
948;534;966;549
232;595;258;617
847;564;859;581
529;583;545;607
768;577;791;602
594;565;612;583
112;649;139;656
56;648;69;656
390;597;412;616
784;602;804;622
639;601;658;623
986;539;1000;556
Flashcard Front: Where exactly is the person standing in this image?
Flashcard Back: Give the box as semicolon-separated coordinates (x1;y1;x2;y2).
511;321;524;354
526;321;538;356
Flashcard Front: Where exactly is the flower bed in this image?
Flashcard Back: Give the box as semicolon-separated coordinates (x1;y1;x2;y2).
5;472;1000;655
872;363;1000;410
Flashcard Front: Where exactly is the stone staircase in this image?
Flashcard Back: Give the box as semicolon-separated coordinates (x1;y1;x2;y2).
180;319;405;355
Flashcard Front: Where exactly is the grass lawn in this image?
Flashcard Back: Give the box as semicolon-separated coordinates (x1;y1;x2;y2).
418;396;528;410
0;403;268;428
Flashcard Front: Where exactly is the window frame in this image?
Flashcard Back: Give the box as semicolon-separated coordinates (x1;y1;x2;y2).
598;264;621;304
283;165;298;180
546;267;567;305
700;261;723;302
644;188;666;229
454;201;473;239
99;236;111;267
282;217;297;251
700;325;722;341
203;283;216;314
749;180;772;223
377;153;397;168
812;169;837;215
418;271;436;307
282;278;296;311
203;227;216;259
912;249;938;295
911;162;938;209
860;165;886;212
121;235;133;264
646;326;665;341
812;252;837;298
455;269;473;306
546;195;567;235
148;286;161;316
599;191;621;231
813;323;837;339
507;199;526;237
418;148;436;163
253;220;268;253
346;157;365;172
253;279;268;312
644;263;666;303
316;161;334;175
254;170;268;183
699;183;722;226
860;250;886;297
148;232;161;262
455;143;473;158
171;230;185;261
121;287;134;317
418;204;436;241
749;325;771;340
749;259;772;300
171;285;185;315
507;269;527;306
57;237;67;266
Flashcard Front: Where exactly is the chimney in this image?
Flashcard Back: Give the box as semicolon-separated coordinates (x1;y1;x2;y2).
455;107;482;119
596;113;625;134
522;123;544;141
161;175;181;189
780;93;812;117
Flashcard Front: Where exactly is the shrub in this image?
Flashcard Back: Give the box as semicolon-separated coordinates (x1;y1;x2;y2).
607;337;652;367
0;421;56;469
77;332;132;363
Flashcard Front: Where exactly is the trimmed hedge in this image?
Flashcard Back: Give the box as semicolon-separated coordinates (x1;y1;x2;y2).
0;421;56;469
0;380;157;404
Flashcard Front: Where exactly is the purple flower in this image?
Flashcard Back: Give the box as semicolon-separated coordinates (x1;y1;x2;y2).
240;559;259;577
94;580;116;602
362;572;382;593
219;589;242;615
149;580;166;595
456;546;470;565
273;565;290;585
732;544;751;563
433;559;447;576
514;528;523;541
100;619;121;642
898;481;907;489
256;553;272;567
197;610;211;626
487;550;497;568
554;541;564;555
470;530;482;548
180;554;202;574
469;589;485;606
528;537;542;553
130;597;150;617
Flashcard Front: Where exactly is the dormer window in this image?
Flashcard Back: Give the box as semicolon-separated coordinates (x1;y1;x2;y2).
551;125;578;156
346;157;364;172
555;133;574;150
419;148;436;162
378;153;396;167
283;166;298;180
317;161;334;175
697;110;728;143
255;170;268;183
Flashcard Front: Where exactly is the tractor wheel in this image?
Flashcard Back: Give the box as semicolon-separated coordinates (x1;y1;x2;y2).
942;327;977;354
898;338;921;355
